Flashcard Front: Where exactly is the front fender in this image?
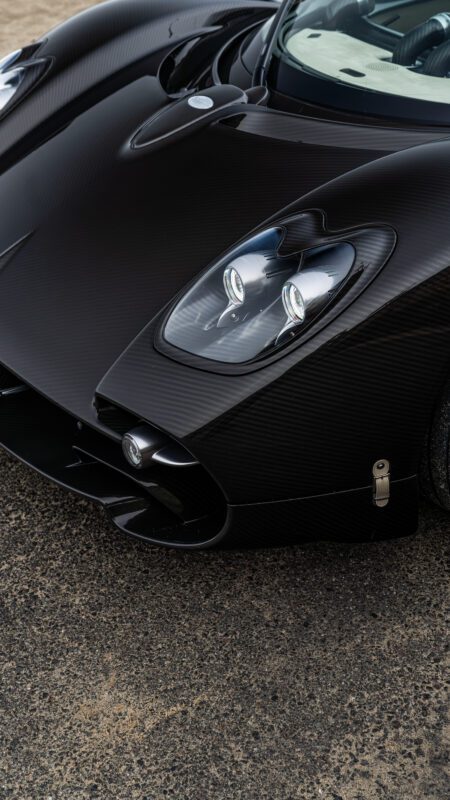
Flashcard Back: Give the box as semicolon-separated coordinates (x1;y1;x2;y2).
99;138;450;505
0;0;275;170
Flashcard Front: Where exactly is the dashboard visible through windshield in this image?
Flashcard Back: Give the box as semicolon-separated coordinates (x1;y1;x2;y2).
268;0;450;124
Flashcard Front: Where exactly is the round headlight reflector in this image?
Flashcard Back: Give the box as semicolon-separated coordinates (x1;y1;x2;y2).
224;266;245;305
282;282;306;323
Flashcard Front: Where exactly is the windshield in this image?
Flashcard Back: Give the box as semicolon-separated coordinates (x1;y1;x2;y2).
269;0;450;124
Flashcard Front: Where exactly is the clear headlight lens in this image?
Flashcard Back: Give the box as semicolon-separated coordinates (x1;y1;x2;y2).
163;227;356;364
0;67;25;112
0;49;23;73
0;47;49;115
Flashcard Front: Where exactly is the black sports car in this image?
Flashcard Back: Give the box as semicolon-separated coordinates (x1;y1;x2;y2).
1;0;450;549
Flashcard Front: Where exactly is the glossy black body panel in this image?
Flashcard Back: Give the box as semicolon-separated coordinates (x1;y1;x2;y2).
0;0;450;547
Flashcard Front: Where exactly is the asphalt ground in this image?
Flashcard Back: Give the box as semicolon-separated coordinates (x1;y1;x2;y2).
0;446;449;799
0;2;449;798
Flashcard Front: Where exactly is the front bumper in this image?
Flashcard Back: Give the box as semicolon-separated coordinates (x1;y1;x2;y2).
0;364;420;549
0;366;229;548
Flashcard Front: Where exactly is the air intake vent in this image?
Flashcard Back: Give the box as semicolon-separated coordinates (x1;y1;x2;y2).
96;398;139;436
0;364;26;396
0;364;15;389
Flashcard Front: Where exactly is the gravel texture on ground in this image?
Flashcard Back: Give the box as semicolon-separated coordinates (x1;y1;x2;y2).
0;2;449;798
0;449;449;800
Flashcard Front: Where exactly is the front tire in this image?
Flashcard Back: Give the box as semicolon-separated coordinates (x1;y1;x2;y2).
421;379;450;509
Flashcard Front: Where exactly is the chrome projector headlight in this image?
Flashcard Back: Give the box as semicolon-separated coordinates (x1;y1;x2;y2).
162;227;356;364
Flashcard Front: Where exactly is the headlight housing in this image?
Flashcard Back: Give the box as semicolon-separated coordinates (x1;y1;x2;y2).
0;47;50;116
0;67;24;113
160;212;396;368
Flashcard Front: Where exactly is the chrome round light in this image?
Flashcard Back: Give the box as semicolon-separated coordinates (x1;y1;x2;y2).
282;282;306;323
282;270;337;326
122;426;166;470
223;266;245;306
122;433;144;468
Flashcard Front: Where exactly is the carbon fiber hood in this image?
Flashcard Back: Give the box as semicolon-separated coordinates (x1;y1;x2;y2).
0;71;395;430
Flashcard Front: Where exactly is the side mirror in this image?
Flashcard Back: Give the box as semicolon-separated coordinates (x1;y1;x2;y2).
128;84;269;153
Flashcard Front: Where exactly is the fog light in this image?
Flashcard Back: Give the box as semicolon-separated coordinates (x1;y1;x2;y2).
122;426;165;470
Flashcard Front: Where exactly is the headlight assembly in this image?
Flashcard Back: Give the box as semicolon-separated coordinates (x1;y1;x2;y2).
0;68;24;113
0;47;50;116
0;50;25;113
161;213;396;367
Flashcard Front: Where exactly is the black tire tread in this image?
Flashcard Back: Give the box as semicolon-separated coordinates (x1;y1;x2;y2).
421;379;450;510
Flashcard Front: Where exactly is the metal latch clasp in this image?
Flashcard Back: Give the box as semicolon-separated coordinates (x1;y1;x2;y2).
372;460;390;508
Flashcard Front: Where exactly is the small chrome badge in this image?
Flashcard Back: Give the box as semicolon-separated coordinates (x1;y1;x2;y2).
188;95;214;110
